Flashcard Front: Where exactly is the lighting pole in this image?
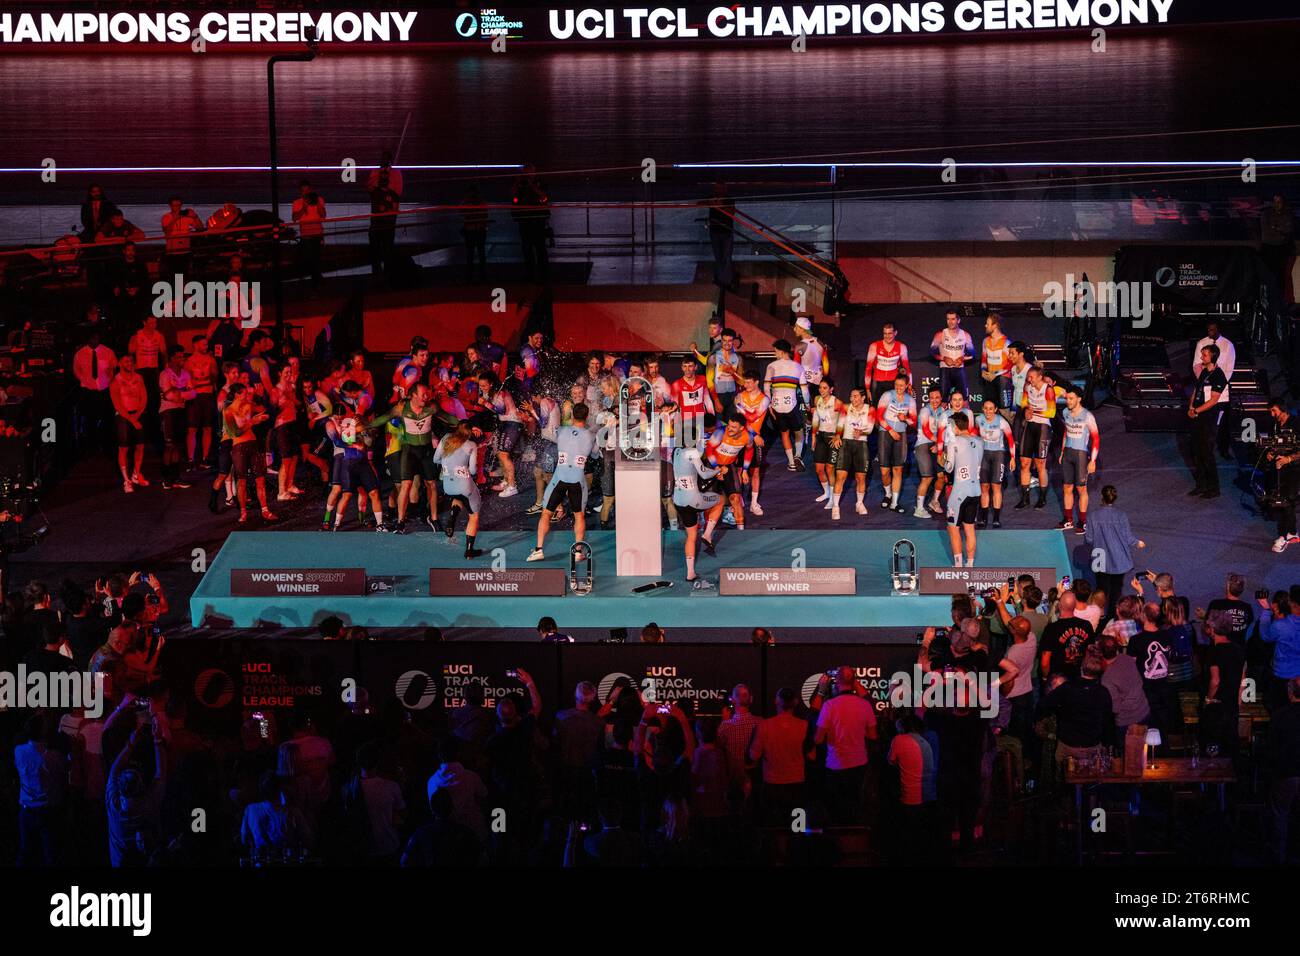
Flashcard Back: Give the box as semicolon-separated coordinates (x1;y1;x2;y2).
267;27;319;343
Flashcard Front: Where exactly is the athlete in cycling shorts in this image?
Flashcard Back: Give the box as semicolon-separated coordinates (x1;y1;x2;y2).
763;339;810;472
975;398;1016;528
477;371;521;498
672;438;723;589
703;413;756;540
1057;387;1099;534
322;386;388;532
913;384;948;518
832;386;875;519
370;382;445;533
811;377;845;508
933;390;974;515
434;424;485;559
944;415;985;567
1017;366;1056;511
876;374;917;513
734;372;771;515
526;393;562;517
529;404;598;562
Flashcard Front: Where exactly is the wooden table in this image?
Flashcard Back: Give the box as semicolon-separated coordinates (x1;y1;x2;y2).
1180;696;1270;733
1064;757;1236;864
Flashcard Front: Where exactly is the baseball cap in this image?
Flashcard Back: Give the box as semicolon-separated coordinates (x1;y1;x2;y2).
794;316;813;331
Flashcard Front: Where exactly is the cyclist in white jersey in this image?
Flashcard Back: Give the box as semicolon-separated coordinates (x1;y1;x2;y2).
529;403;598;562
944;414;985;567
434;423;484;559
975;397;1016;528
763;338;810;471
930;310;975;402
833;386;875;518
672;439;722;590
794;316;827;386
1056;387;1100;535
477;371;520;499
811;377;845;507
876;374;917;513
526;393;561;516
913;384;948;518
1007;340;1032;453
1016;365;1056;511
933;391;975;512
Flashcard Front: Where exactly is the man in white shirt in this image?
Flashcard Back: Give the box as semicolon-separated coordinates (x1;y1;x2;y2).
1191;321;1236;457
813;666;878;825
73;331;117;454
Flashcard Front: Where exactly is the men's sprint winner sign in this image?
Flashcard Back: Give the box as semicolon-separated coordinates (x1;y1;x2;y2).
0;2;1291;48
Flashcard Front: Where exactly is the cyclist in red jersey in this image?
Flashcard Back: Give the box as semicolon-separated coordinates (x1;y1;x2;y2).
864;322;912;406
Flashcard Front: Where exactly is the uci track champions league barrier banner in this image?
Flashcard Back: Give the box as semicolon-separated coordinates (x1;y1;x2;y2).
160;640;921;735
0;1;1295;50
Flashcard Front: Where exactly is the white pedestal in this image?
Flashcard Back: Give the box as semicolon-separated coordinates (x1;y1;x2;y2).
614;455;663;576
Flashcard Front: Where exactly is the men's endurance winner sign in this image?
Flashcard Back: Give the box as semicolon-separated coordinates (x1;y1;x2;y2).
719;567;855;595
230;569;367;596
918;566;1055;594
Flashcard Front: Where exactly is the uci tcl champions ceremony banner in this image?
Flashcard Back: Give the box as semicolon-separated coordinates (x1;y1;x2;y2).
0;1;1294;49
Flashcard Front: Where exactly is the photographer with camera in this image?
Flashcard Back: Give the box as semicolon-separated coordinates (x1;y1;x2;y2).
160;197;203;281
102;690;169;867
292;180;327;285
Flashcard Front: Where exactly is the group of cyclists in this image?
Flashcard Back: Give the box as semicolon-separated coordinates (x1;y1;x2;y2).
177;306;1111;575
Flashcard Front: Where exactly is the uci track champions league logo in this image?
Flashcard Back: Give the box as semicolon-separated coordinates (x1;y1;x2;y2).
394;664;522;711
455;9;526;40
801;665;1000;717
599;667;729;711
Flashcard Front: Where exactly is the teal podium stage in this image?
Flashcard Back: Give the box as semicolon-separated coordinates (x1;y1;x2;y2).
190;530;1071;631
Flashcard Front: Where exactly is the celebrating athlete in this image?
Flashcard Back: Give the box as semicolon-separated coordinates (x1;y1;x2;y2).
529;403;598;562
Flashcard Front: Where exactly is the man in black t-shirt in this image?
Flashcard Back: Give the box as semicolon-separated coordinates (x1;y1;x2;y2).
62;582;110;670
1203;572;1255;646
1202;611;1246;755
1038;592;1096;681
1131;601;1179;734
20;619;78;677
1188;344;1228;498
